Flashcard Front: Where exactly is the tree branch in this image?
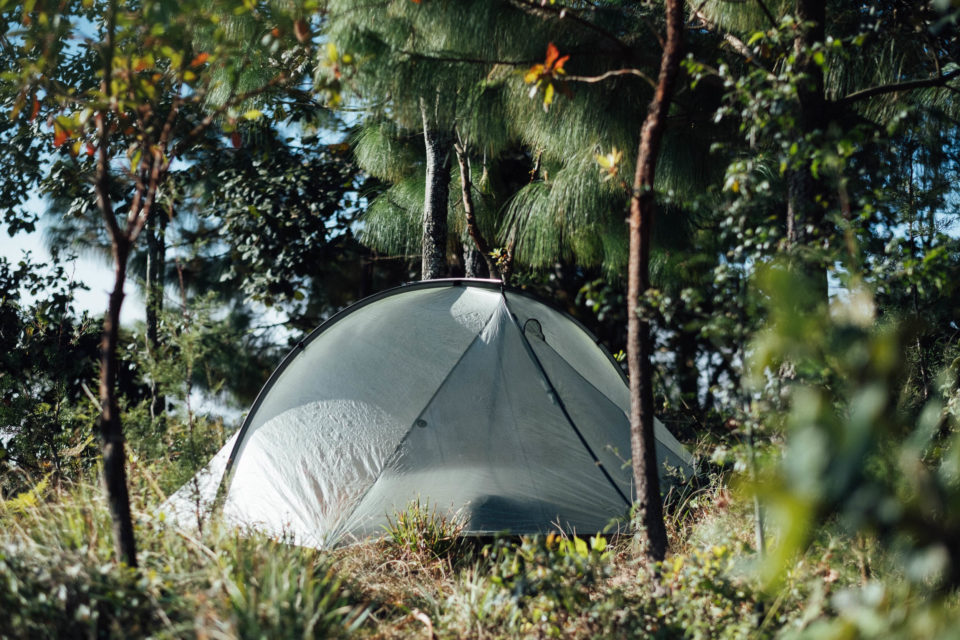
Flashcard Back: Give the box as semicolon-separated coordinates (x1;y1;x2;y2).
836;69;960;107
691;9;755;63
756;0;778;28
94;3;120;246
505;0;633;54
170;73;288;159
453;136;500;280
399;49;537;67
566;68;657;90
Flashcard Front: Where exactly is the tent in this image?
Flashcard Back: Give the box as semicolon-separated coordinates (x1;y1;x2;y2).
165;279;692;548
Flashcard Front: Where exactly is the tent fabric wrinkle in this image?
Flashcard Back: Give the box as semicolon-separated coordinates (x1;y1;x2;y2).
162;279;694;548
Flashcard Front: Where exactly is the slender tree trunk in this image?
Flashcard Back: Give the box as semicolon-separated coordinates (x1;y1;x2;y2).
145;209;166;422
627;0;684;562
100;237;138;568
786;0;828;303
454;142;500;280
93;0;137;568
420;97;452;280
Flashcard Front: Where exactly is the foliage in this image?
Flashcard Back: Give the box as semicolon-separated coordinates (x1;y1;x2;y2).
0;481;365;639
383;498;464;561
750;266;960;592
0;254;101;497
488;533;611;618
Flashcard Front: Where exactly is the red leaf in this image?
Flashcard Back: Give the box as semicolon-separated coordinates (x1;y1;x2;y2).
29;95;40;121
190;52;209;68
230;131;242;148
86;143;96;156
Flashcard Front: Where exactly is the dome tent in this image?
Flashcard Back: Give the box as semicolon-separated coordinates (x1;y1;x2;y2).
165;279;692;548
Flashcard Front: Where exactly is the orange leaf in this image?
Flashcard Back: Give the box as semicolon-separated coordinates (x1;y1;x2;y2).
29;95;40;121
190;52;209;68
53;123;68;147
86;143;96;156
544;42;559;69
553;54;569;74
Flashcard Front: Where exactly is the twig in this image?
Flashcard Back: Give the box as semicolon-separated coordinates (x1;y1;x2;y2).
506;0;633;54
756;0;778;28
691;9;756;63
80;381;102;412
566;67;657;90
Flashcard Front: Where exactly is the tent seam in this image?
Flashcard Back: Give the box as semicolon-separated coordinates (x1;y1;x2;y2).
336;294;504;534
503;293;633;509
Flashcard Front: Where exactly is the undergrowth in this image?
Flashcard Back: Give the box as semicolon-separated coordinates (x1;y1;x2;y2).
1;471;959;639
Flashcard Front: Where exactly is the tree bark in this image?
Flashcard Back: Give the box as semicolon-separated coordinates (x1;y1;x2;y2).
420;97;452;280
145;209;166;422
463;243;489;278
93;0;137;568
626;0;684;562
100;237;138;568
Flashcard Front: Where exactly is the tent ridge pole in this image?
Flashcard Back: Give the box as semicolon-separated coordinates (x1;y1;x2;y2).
335;296;503;534
502;294;633;509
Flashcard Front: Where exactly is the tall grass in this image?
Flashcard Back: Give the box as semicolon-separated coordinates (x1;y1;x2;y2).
0;477;365;639
3;466;955;639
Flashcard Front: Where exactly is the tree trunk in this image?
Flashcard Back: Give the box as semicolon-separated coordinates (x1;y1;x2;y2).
420;97;452;280
145;209;166;422
786;0;828;303
626;0;684;562
454;143;500;280
463;243;489;278
93;2;137;568
100;237;138;568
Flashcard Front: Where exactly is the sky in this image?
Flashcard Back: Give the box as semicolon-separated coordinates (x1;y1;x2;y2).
1;193;145;325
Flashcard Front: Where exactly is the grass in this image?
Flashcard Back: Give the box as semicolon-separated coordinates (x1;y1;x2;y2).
1;467;958;639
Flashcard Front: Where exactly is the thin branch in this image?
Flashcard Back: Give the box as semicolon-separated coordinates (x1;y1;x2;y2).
566;67;657;90
170;73;289;159
453;135;500;280
94;0;120;245
836;68;960;107
756;0;778;28
691;9;756;64
399;49;537;67
506;0;633;54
